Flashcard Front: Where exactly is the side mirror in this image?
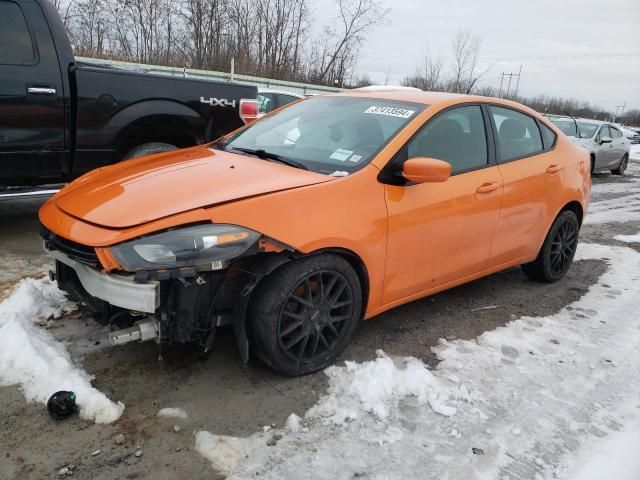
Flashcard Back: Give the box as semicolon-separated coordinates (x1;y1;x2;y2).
600;136;612;144
402;157;451;184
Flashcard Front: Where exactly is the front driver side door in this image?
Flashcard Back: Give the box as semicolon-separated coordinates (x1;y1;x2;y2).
382;104;503;305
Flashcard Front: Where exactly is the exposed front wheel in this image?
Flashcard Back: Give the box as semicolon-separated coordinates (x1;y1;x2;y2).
611;154;628;175
249;254;362;376
522;210;580;283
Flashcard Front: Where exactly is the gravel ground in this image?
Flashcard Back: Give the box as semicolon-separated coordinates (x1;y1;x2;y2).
0;157;639;479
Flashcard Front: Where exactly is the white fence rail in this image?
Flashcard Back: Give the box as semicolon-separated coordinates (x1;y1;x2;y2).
77;57;342;96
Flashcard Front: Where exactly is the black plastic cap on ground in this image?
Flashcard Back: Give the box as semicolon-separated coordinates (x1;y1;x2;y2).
47;391;77;420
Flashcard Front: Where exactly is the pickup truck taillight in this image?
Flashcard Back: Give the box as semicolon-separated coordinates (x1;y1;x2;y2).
239;99;259;124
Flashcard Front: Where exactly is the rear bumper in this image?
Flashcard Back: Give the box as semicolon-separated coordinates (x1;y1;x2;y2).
50;249;160;313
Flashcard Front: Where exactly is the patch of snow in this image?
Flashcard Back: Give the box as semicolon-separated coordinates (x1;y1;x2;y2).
305;352;460;424
195;243;640;479
585;191;640;224
0;278;124;424
285;413;301;433
157;407;188;419
614;232;640;243
630;144;640;161
563;416;640;480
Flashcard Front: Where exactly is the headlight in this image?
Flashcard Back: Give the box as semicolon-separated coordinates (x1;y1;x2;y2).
110;224;260;270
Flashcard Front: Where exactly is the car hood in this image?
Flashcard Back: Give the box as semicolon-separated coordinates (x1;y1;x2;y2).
55;147;333;229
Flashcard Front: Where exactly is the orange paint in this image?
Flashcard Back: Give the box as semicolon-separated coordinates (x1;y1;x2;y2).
39;90;590;319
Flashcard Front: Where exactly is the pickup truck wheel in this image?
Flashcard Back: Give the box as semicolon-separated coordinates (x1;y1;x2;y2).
611;154;628;176
522;210;579;283
123;142;178;160
249;254;362;376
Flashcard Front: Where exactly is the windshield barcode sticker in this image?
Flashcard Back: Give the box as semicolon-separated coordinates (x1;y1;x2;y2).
364;106;415;119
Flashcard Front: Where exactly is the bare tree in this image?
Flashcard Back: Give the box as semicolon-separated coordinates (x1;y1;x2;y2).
449;28;481;94
311;0;388;85
401;47;443;91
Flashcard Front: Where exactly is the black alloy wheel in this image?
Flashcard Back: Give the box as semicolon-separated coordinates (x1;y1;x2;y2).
277;270;354;363
522;210;580;283
250;254;362;376
612;154;628;175
548;219;578;277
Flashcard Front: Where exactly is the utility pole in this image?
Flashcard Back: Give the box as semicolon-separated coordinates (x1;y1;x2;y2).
613;102;626;123
498;68;522;98
514;64;523;97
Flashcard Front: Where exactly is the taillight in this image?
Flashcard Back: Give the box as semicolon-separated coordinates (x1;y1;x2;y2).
239;99;259;124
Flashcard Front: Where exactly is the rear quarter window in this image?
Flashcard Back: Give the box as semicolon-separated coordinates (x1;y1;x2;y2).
539;122;557;150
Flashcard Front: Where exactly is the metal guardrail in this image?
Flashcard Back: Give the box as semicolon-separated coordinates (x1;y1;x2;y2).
77;57;342;96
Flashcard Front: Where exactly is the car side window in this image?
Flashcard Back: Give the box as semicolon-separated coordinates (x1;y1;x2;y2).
610;127;621;139
276;94;299;108
539;122;557;150
406;105;488;174
598;125;610;141
0;1;35;65
257;93;275;115
490;106;543;162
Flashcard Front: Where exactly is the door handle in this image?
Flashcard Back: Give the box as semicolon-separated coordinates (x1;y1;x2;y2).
27;87;56;95
476;182;500;194
546;164;564;174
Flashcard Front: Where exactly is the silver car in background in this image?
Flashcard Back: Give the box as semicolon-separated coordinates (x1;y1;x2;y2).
550;118;630;175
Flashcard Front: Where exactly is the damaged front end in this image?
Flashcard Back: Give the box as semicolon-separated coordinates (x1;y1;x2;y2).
41;223;294;361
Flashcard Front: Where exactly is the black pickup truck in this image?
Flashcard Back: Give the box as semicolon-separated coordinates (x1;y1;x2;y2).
0;0;258;194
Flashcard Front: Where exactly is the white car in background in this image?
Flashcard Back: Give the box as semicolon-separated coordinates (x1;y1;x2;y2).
550;117;630;175
257;89;304;117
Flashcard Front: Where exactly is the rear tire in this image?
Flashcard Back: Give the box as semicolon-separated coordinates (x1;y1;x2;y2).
249;254;362;376
123;142;178;160
611;154;628;175
521;210;580;283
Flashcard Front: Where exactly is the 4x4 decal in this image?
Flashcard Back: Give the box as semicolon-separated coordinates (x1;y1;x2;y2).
200;97;236;108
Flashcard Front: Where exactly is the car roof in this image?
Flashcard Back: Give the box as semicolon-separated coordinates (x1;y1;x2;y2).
551;117;603;126
336;88;545;117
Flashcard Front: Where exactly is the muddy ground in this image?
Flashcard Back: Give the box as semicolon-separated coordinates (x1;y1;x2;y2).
1;164;639;479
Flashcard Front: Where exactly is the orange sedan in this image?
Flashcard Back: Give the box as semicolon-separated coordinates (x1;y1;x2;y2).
39;89;590;375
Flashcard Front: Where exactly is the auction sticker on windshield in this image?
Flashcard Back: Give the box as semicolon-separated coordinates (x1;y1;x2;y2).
364;106;415;119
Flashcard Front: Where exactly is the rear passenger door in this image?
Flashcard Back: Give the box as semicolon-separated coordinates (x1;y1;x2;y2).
488;106;562;265
382;104;503;304
608;126;626;166
596;125;616;168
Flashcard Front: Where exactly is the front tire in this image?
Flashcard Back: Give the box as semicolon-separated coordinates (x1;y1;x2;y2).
249;254;362;376
123;142;178;160
611;154;628;175
522;210;580;283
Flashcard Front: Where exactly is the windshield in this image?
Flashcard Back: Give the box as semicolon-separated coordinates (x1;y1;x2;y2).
551;119;599;139
221;96;425;175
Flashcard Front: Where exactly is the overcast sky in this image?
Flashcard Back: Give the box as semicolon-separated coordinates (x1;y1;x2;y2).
315;0;640;112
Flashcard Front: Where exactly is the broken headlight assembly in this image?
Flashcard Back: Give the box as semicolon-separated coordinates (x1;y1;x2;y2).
109;224;261;271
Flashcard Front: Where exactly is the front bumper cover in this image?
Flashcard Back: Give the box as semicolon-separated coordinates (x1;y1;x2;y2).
50;250;160;313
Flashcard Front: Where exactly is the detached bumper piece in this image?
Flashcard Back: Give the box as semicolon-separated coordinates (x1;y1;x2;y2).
51;250;160;314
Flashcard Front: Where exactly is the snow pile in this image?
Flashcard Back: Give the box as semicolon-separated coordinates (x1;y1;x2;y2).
630;144;640;161
614;232;640;243
306;352;460;423
0;278;124;424
157;407;188;419
195;243;640;479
